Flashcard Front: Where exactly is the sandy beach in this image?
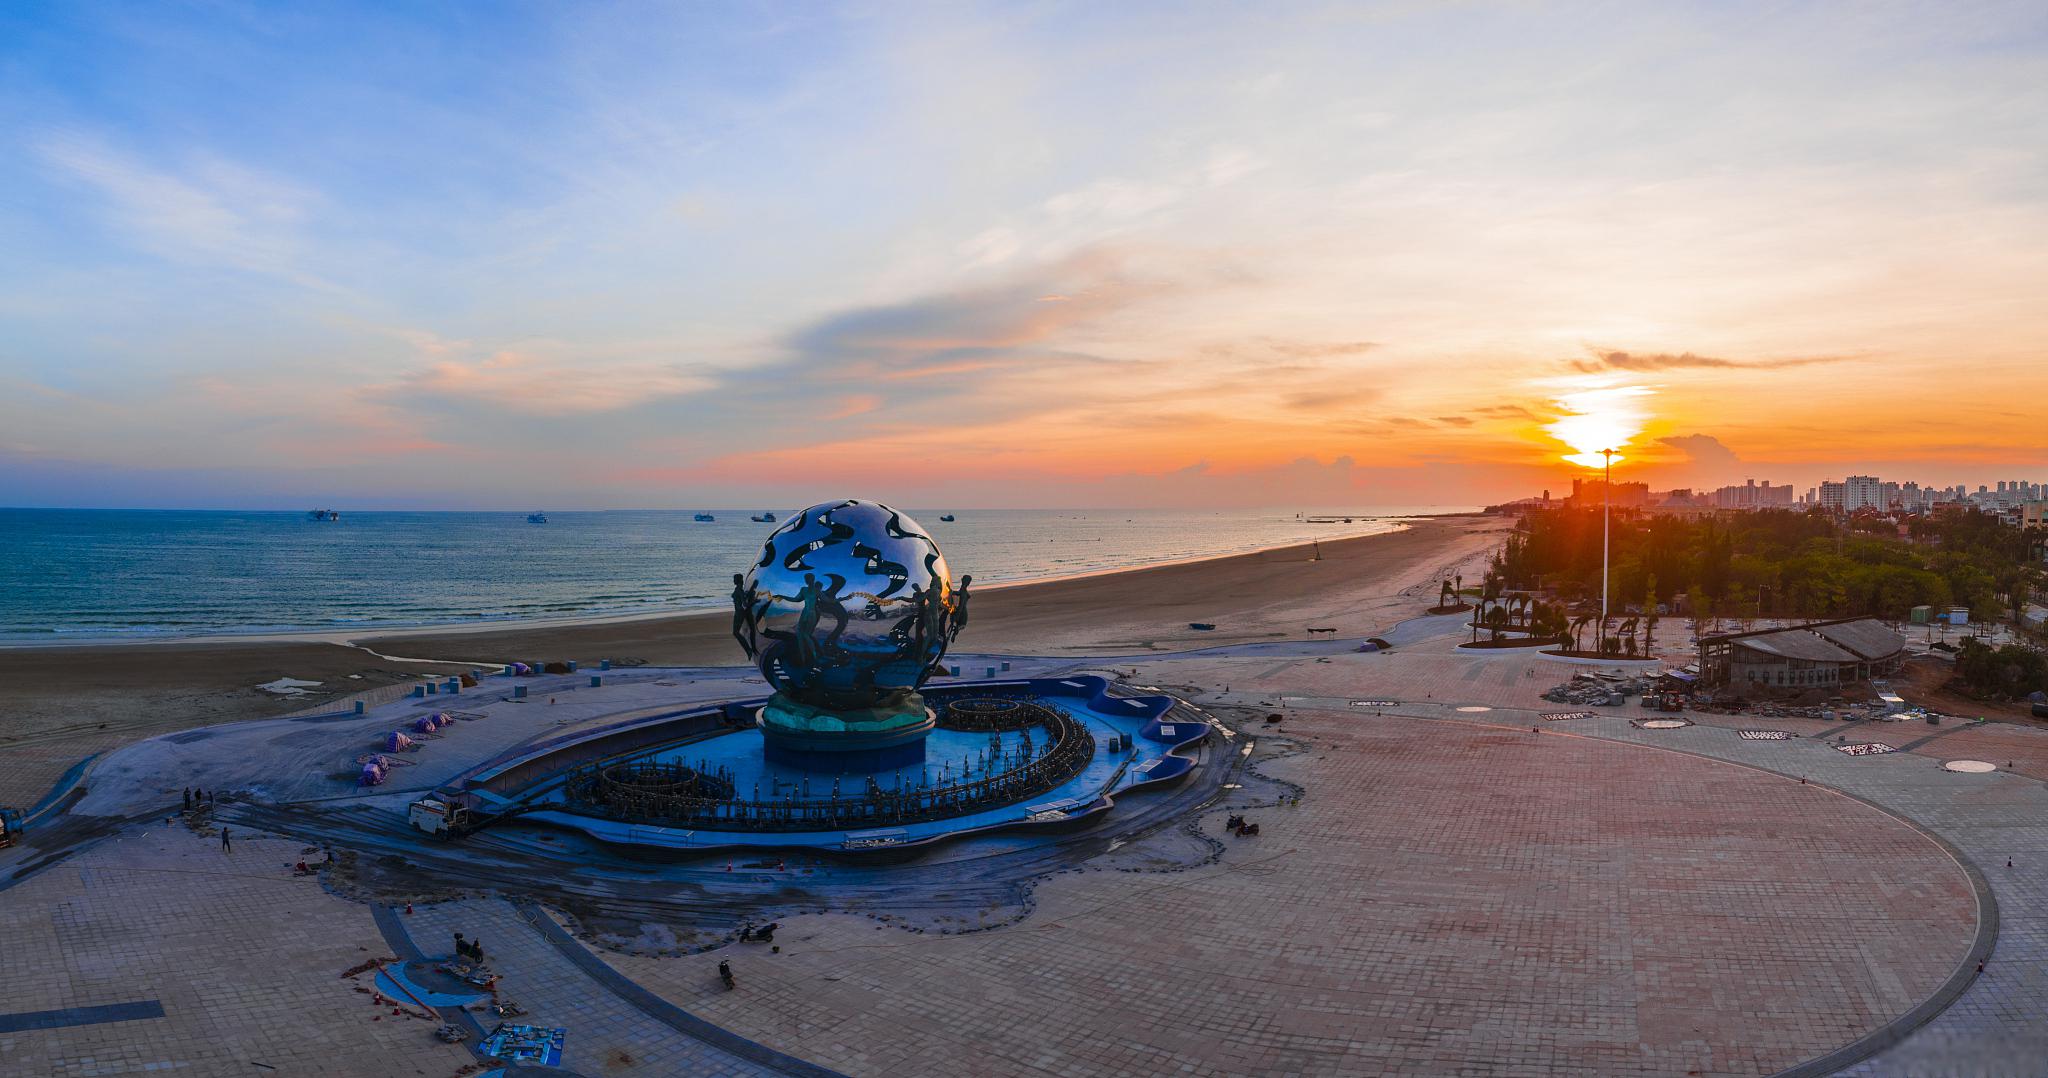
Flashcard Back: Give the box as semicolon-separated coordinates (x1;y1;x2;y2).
0;514;1507;806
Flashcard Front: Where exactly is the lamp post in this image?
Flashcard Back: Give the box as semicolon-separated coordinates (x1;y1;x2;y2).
1601;448;1615;655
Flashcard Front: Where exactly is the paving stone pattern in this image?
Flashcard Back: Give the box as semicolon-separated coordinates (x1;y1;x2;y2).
401;898;778;1077
607;718;1976;1077
0;828;471;1077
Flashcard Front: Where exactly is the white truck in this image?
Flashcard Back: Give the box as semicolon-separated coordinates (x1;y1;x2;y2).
407;794;477;838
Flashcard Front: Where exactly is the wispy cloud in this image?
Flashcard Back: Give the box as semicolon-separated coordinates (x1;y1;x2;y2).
1572;349;1850;374
34;128;336;290
378;349;713;415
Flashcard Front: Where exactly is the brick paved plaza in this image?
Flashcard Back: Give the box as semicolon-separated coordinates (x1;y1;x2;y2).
607;715;1976;1077
3;624;2042;1077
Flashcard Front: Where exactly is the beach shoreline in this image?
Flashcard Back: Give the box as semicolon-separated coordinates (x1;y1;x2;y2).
0;514;1509;806
0;516;1419;651
0;510;1458;651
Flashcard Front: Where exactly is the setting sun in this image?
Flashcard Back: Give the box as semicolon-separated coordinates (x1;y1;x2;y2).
1547;379;1653;469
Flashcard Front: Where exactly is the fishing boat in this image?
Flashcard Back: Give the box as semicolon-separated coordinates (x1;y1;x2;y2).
526;511;548;524
939;514;956;522
308;509;340;521
749;511;777;523
694;512;716;522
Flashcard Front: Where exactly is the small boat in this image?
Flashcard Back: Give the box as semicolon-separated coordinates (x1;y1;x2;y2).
308;509;340;521
526;512;548;524
939;514;956;522
694;512;716;522
749;511;777;523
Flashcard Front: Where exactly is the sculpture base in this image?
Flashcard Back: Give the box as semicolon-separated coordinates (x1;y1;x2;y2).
757;691;935;772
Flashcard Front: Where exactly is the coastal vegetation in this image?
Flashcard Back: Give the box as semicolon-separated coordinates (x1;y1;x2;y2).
1951;638;2048;701
1494;508;2044;631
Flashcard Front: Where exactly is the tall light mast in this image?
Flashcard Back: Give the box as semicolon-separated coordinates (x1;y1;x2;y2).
1601;448;1615;654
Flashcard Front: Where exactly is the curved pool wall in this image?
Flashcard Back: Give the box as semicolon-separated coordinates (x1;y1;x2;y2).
445;675;1213;859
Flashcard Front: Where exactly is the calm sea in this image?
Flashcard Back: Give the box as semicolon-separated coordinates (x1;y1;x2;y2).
0;507;1472;641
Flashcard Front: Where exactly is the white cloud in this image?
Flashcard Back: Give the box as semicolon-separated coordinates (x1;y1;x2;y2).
35;129;333;289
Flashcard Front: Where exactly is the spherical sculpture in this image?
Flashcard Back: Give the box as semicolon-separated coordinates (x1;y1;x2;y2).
732;499;971;769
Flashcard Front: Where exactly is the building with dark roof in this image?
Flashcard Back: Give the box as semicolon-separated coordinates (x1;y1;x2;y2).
1697;617;1907;691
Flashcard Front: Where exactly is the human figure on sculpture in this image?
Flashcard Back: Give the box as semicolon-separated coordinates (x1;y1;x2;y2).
791;573;823;677
815;574;852;654
949;575;972;641
730;573;757;659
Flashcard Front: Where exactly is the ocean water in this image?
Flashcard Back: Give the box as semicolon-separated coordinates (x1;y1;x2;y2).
0;507;1472;641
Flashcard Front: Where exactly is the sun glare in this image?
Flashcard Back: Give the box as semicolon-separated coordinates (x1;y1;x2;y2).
1547;378;1652;469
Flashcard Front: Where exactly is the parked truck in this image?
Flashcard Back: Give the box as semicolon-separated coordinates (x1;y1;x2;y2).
407;794;479;839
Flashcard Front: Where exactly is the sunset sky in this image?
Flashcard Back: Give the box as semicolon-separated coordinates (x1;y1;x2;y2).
2;2;2043;509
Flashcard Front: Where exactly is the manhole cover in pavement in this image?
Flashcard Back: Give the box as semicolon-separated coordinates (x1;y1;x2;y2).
1455;706;1491;713
1943;759;1997;773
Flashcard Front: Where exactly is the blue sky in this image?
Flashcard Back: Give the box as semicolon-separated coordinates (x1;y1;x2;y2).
2;2;2044;508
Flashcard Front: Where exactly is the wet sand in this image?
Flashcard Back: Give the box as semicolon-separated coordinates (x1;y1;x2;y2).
0;514;1507;806
360;514;1507;661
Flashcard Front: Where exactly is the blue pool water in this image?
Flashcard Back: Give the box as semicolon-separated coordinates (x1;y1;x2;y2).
512;676;1210;853
0;506;1470;640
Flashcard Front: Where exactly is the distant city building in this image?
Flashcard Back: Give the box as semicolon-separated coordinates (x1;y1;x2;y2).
1569;478;1649;508
1817;481;1846;512
1844;475;1884;512
1713;479;1794;510
1540;473;2043;524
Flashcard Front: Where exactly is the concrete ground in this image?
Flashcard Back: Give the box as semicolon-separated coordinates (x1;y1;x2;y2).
3;615;2044;1077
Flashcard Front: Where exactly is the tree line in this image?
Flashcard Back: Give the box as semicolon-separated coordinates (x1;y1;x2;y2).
1495;508;2043;628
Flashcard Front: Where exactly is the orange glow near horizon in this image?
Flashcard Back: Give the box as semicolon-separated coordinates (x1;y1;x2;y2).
1547;379;1653;470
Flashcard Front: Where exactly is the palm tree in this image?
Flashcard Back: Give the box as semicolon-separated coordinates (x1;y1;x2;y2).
1486;604;1509;642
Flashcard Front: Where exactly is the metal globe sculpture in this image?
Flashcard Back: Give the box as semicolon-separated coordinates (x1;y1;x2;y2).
731;498;970;769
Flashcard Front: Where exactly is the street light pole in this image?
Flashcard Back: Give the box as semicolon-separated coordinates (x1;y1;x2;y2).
1601;448;1615;655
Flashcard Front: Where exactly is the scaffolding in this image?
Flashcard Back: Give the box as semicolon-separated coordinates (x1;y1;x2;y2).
560;699;1095;832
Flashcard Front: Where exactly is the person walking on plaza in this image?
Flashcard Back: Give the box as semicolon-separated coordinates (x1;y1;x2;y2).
220;826;231;853
182;787;191;810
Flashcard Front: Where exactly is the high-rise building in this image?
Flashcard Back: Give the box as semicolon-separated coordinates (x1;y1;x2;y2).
1713;479;1794;509
1843;475;1884;512
1818;481;1847;512
1569;477;1649;508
